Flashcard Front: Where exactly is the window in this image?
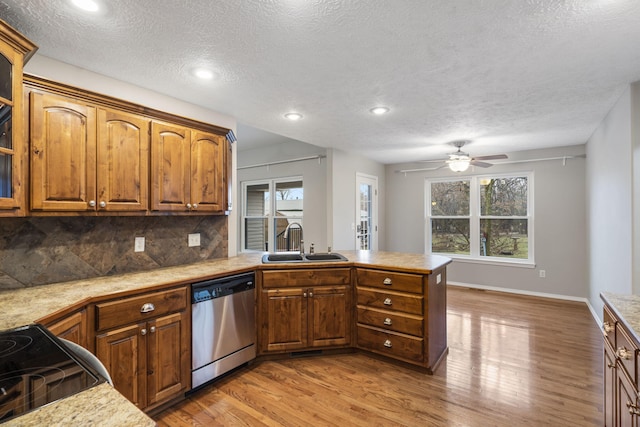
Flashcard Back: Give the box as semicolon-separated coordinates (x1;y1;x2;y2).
242;178;303;252
426;173;532;264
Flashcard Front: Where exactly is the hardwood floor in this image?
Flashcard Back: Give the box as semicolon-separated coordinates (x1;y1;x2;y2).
154;286;603;426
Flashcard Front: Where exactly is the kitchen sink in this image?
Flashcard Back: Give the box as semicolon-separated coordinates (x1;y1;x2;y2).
261;252;348;263
304;253;348;261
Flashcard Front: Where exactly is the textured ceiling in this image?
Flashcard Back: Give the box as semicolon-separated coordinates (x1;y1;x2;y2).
2;0;640;163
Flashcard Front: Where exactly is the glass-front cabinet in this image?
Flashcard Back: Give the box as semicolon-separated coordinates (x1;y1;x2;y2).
0;19;36;214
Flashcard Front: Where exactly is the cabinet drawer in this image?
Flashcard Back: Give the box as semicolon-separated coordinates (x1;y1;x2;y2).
262;268;351;288
616;324;638;386
603;305;616;349
357;287;423;315
356;268;423;293
96;287;187;331
357;307;423;336
356;325;423;363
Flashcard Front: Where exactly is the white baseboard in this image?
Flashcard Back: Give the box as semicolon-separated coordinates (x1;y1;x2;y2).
447;281;601;326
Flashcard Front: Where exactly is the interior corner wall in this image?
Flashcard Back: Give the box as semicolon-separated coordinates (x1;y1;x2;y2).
386;145;587;298
329;149;386;251
632;82;640;295
587;86;633;318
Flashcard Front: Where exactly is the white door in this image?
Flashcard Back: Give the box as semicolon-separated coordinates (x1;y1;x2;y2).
355;173;378;250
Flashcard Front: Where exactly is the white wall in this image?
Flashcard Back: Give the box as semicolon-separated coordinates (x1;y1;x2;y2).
587;85;634;317
237;141;328;251
328;149;387;251
386;145;588;298
24;54;240;254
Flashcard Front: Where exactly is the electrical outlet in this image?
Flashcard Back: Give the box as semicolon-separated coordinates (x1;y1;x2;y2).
134;237;145;252
539;269;546;278
188;233;201;247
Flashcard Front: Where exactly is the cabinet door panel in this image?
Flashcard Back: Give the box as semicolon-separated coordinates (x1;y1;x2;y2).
96;323;147;408
97;108;149;211
30;92;96;211
309;286;350;348
45;310;87;348
604;343;616;427
151;121;190;211
263;288;307;352
190;131;224;212
147;312;189;406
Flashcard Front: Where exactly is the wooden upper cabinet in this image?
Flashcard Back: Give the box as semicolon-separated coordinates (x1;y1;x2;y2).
190;131;225;212
0;20;36;215
151;121;190;211
97;108;149;211
30;92;97;211
151;124;226;213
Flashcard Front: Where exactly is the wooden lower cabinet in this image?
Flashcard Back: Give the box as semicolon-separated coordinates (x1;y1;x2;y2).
259;268;351;354
40;309;87;348
95;287;190;411
602;300;640;426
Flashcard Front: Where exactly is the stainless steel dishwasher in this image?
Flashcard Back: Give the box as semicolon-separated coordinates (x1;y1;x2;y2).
191;272;256;390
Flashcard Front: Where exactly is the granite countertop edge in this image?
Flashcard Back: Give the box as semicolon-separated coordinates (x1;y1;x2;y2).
601;292;640;345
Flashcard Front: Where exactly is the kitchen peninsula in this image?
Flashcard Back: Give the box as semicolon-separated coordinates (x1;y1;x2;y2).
0;250;450;426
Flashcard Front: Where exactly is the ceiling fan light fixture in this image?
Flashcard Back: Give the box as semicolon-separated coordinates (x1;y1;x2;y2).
448;157;470;172
193;68;216;80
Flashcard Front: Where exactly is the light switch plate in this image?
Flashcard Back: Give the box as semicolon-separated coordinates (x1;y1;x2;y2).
436;273;442;284
188;233;201;247
134;237;145;252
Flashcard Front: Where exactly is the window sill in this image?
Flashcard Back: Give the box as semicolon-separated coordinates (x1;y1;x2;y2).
441;254;536;268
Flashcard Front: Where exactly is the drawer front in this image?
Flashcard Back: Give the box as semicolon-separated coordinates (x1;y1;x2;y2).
357;287;423;315
356;268;423;293
356;325;423;363
616;324;638;386
357;307;423;336
603;305;616;349
262;268;351;288
96;287;187;331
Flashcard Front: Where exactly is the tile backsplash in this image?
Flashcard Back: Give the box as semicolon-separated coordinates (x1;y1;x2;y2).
0;215;227;289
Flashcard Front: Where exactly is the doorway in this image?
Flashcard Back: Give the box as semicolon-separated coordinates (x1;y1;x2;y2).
355;173;378;250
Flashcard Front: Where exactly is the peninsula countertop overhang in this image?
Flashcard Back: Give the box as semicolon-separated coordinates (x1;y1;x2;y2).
0;250;451;331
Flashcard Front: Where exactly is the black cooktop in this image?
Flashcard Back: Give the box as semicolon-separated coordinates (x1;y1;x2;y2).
0;324;105;422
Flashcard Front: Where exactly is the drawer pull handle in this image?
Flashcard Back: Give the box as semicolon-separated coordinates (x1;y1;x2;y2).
140;303;155;313
383;278;392;285
617;347;633;360
150;326;156;333
383;298;392;306
383;318;392;326
383;339;392;348
603;321;614;334
141;328;147;336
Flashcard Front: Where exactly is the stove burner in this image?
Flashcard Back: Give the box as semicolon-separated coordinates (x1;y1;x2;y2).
0;336;33;358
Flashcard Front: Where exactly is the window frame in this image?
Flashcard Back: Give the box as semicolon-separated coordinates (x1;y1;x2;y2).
425;172;534;267
241;176;303;253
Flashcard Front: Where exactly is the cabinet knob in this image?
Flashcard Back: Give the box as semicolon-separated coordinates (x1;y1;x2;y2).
99;201;106;208
383;298;392;306
303;292;308;298
617;347;633;360
383;339;392;348
607;362;616;369
141;328;147;336
309;291;313;298
383;278;392;285
140;303;155;313
603;321;614;334
192;203;198;209
150;326;156;333
383;318;392;326
186;203;192;209
88;200;96;207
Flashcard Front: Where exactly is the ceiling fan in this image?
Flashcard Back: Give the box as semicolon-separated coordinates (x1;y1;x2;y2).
426;140;508;172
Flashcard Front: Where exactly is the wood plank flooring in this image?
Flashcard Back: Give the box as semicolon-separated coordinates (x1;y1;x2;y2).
154;286;603;426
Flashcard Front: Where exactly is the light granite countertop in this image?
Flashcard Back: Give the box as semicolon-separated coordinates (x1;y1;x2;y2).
0;250;451;427
601;292;640;344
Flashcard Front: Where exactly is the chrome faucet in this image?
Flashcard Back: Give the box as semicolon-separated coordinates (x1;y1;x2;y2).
283;222;304;255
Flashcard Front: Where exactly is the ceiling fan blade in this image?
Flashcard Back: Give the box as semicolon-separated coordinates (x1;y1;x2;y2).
472;154;508;161
469;160;493;168
418;158;448;163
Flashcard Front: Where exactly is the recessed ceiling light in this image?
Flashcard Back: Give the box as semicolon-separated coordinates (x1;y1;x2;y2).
194;68;216;80
370;106;390;115
284;112;303;121
71;0;99;12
